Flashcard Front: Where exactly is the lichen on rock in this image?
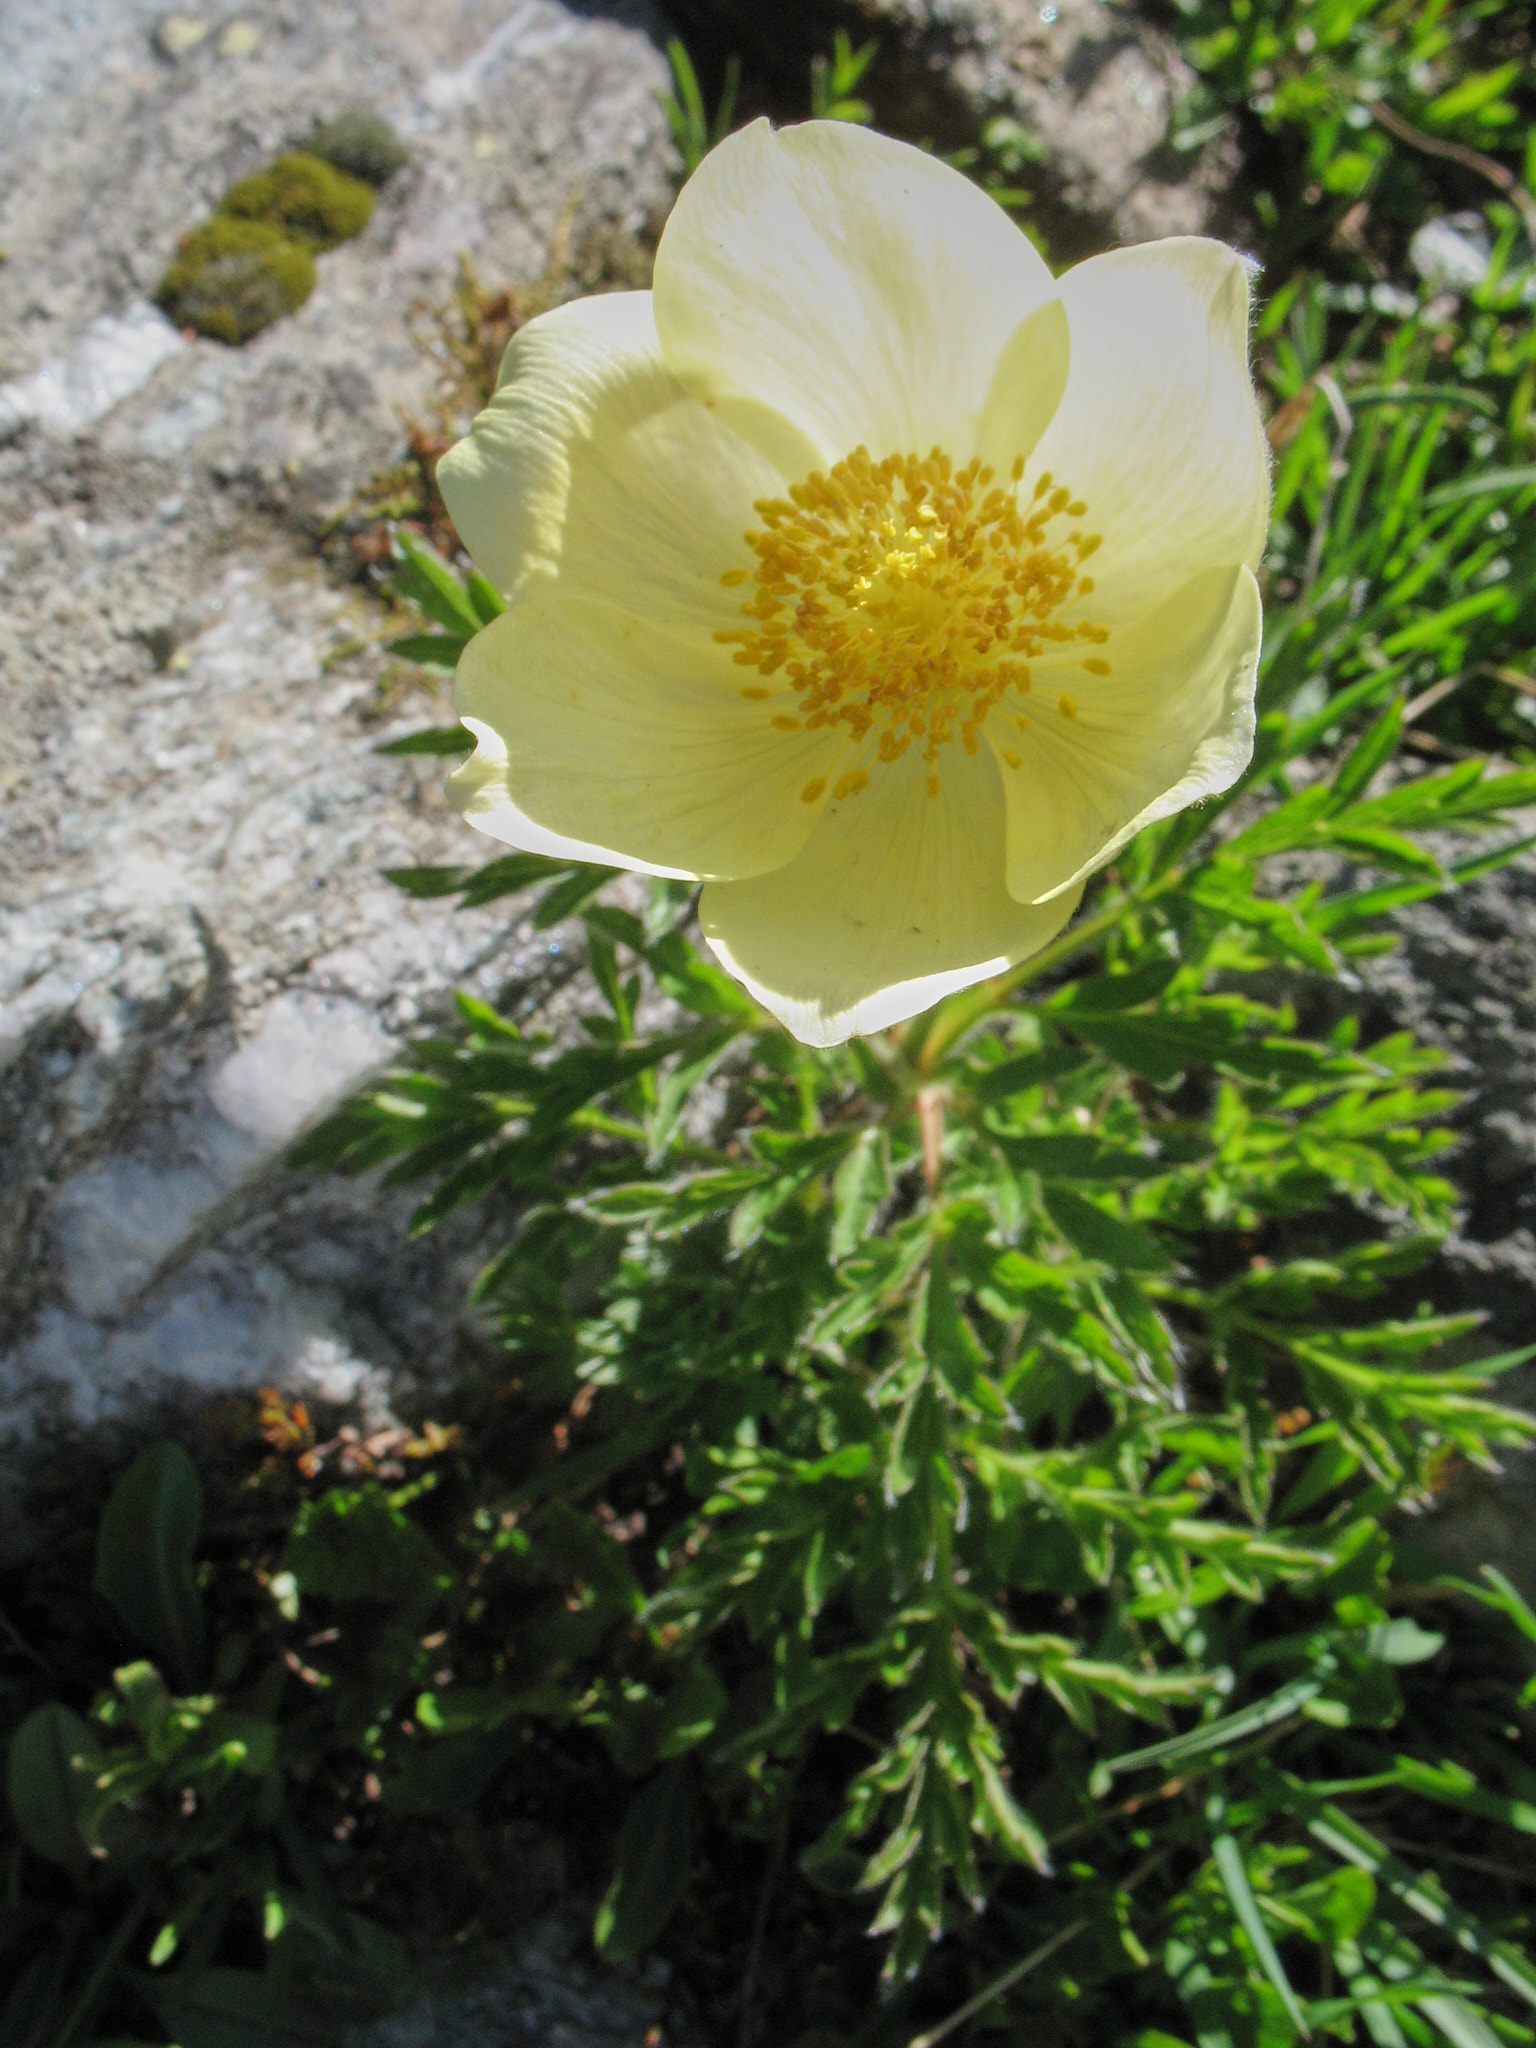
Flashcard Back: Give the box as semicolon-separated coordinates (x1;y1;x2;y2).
155;215;316;344
218;149;376;250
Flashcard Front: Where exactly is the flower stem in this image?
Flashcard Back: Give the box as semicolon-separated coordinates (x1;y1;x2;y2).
917;1085;946;1195
915;869;1188;1072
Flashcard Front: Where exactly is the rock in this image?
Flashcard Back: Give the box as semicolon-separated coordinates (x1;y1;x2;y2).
0;302;185;443
1349;856;1536;1342
0;0;673;1503
360;1917;665;2048
1409;211;1492;291
666;0;1243;252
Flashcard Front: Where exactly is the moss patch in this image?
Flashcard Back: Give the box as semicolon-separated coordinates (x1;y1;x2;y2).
219;150;375;251
155;215;316;344
304;108;408;188
156;144;378;347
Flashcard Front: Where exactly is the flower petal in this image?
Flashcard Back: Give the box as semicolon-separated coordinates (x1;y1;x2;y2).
436;290;783;625
1026;239;1270;631
451;589;845;881
990;563;1263;905
653;119;1061;472
975;297;1071;477
700;742;1082;1046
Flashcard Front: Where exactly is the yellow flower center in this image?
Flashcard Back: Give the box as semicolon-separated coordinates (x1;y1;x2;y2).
716;446;1109;800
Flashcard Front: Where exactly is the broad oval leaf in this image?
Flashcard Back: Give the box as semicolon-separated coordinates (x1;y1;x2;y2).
7;1704;96;1882
593;1759;694;1960
94;1441;206;1688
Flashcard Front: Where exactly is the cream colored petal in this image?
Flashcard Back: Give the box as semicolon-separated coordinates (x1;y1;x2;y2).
1026;239;1270;632
436;290;784;625
975;297;1071;477
653;120;1061;471
699;742;1082;1047
991;563;1262;905
451;590;845;882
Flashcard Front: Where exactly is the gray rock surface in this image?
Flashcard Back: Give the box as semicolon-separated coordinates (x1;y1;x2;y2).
0;0;673;1484
359;1919;666;2048
665;0;1243;252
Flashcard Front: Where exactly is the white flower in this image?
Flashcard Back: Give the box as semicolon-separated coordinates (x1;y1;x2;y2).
437;120;1268;1046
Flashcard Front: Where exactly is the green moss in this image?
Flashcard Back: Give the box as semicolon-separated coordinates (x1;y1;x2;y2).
156;216;316;345
218;150;375;251
304;107;408;188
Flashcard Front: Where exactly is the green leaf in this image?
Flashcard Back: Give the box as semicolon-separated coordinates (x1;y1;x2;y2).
593;1761;694;1959
530;865;618;929
969;1044;1093;1101
390;535;482;635
1212;1832;1312;2037
1324;823;1442;878
458;851;575;906
539;1501;646;1618
282;1485;451;1605
155;1969;338;2048
374;722;474;755
647;930;757;1019
381;863;472;898
0;1944;72;2048
94;1442;206;1688
831;1130;889;1260
1094;1676;1325;1792
655;1661;727;1759
1327;700;1402;809
887;1372;942;1499
7;1706;96;1882
1043;1184;1172;1272
992;1133;1164;1182
648;1022;745;1156
385;632;465;669
920;1254;986;1399
466;569;505;624
1423;465;1536;509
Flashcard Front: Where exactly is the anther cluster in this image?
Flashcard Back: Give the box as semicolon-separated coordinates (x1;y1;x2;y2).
717;448;1108;800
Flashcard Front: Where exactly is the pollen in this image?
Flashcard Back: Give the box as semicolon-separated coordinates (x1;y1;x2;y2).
801;777;826;804
720;445;1106;790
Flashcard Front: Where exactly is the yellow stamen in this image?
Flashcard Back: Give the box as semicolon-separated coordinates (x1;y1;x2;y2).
1058;693;1077;718
1081;658;1111;676
801;777;826;804
719;567;750;587
739;686;771;700
1002;749;1022;770
722;443;1104;784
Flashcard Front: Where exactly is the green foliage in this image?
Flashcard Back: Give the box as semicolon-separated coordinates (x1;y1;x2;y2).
217;152;375;252
294;515;1536;2018
810;31;878;125
301;108;407;189
1;1439;426;2046
155;217;315;345
309;142;1536;2016
660;38;741;178
1164;0;1533;257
